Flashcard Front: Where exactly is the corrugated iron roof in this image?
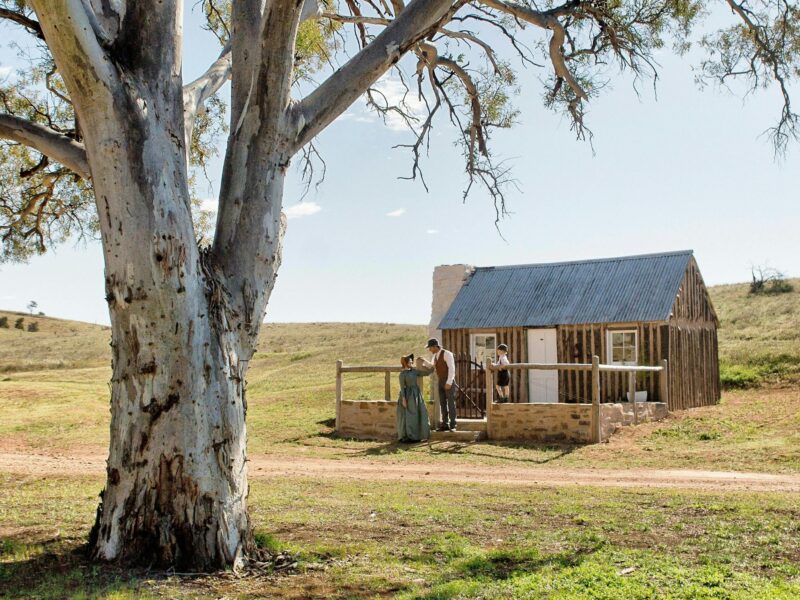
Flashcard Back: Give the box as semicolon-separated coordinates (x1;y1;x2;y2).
438;250;693;329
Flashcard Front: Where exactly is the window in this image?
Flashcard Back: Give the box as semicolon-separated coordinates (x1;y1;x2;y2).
470;333;497;367
607;330;638;365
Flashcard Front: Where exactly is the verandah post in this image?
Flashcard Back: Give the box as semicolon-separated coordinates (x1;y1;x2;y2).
485;358;494;439
335;360;343;433
384;371;391;401
592;355;600;442
660;359;669;406
629;370;638;425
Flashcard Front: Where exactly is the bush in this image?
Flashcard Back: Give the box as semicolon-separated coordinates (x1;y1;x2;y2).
14;317;24;330
0;316;8;328
720;364;760;389
27;321;39;332
750;266;794;295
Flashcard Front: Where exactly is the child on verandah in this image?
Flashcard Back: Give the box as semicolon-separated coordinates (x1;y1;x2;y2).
493;343;511;402
396;354;431;443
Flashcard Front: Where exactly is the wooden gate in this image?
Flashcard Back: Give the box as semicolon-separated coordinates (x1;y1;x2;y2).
454;354;487;419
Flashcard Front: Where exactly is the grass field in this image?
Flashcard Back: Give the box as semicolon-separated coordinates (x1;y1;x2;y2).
1;281;799;598
2;283;799;473
2;474;799;598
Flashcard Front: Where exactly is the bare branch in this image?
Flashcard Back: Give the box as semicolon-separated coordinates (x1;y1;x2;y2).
292;0;457;151
0;8;45;40
477;0;589;101
0;114;90;179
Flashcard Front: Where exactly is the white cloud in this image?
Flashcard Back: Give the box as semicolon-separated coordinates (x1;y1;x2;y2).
200;198;218;212
285;202;322;219
386;208;406;218
0;66;13;78
426;229;438;234
338;75;426;132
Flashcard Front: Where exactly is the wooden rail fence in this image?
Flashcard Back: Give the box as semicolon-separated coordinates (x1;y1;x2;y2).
335;356;669;444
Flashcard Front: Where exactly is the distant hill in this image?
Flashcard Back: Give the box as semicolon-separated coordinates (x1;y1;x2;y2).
0;310;110;372
1;279;798;383
709;279;800;385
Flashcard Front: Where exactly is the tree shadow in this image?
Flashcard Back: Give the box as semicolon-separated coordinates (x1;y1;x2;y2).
0;538;147;598
408;543;605;599
426;441;578;465
0;534;300;599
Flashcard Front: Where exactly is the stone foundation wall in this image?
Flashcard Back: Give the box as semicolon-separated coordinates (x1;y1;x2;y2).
337;399;668;443
599;402;668;441
489;403;594;443
337;399;436;441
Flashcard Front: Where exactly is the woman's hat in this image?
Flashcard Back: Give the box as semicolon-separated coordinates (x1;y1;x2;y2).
405;353;415;362
498;343;508;352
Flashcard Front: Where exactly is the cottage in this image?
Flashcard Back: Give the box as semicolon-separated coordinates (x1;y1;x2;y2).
431;250;720;414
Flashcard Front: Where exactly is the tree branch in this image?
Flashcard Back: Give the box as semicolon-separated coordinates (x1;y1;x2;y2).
183;42;232;147
0;114;90;179
291;0;457;151
30;0;118;92
0;8;45;40
476;0;588;101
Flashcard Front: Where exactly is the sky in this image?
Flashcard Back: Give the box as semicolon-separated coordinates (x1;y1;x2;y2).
0;6;798;326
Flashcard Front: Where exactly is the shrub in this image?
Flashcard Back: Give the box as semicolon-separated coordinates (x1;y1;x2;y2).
14;317;24;330
0;316;8;328
720;364;760;389
750;266;794;295
27;321;39;332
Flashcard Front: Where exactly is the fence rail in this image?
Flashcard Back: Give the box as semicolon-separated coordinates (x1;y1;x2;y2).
335;356;669;444
484;356;669;442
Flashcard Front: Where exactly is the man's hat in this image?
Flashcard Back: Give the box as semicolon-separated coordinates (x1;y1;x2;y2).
425;338;441;349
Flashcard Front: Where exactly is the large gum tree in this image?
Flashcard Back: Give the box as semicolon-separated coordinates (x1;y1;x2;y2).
0;0;797;570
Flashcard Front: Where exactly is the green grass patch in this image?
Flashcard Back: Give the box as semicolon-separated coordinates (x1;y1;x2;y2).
3;473;799;598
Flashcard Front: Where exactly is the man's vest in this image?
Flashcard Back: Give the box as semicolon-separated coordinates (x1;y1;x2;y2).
435;350;449;381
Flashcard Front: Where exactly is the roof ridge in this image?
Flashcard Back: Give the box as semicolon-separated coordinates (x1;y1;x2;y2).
472;250;693;271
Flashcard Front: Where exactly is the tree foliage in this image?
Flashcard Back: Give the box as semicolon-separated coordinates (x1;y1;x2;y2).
0;0;797;256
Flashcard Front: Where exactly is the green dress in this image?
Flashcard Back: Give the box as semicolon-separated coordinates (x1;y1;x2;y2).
397;368;431;442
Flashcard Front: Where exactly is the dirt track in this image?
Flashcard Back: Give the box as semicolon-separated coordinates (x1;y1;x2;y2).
1;451;799;492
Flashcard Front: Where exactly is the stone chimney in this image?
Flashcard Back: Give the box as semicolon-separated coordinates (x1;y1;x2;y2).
429;264;474;340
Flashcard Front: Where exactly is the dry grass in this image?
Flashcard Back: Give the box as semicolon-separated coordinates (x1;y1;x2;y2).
710;279;800;384
0;310;110;373
1;288;800;472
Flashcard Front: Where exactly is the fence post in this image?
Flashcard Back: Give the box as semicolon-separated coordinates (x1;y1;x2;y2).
431;371;440;427
629;371;638;425
335;360;343;433
659;359;669;407
485;358;494;439
384;370;392;401
592;355;600;443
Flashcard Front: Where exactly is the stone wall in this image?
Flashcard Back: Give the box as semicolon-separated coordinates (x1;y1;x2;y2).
337;398;668;444
337;399;436;441
489;403;594;443
599;402;668;441
429;264;474;340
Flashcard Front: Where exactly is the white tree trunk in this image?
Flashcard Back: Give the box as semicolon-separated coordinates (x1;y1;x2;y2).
66;58;280;568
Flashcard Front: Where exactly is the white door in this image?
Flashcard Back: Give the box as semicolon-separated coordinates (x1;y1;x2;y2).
527;328;559;403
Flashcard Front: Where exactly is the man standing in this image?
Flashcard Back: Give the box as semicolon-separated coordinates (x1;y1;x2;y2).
426;338;457;431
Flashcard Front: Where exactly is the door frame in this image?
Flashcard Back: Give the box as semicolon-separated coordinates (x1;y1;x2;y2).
527;328;559;403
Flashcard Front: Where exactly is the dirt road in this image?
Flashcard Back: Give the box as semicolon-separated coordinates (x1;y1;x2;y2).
1;451;799;492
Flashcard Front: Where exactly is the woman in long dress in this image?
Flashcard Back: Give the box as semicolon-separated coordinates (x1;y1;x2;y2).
396;354;431;443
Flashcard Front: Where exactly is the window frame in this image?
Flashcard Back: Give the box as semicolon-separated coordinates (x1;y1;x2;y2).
606;329;639;366
470;333;497;368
